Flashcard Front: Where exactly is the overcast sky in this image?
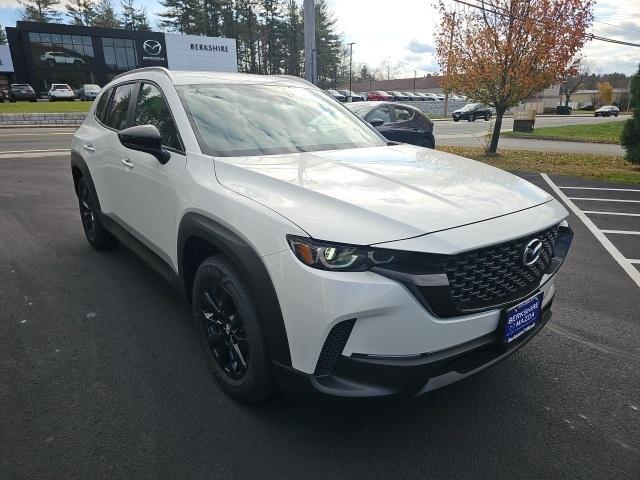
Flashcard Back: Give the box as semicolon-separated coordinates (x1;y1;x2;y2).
1;0;639;75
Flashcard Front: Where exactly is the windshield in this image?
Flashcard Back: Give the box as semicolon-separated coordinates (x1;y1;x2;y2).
459;103;479;111
84;85;100;91
179;84;385;157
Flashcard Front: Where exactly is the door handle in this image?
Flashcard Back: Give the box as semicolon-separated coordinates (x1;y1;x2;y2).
83;144;95;152
121;158;134;168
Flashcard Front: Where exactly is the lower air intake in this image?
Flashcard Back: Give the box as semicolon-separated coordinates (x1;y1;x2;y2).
314;319;356;376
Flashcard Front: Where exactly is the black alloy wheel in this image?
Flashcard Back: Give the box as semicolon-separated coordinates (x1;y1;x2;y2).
76;177;117;249
199;283;249;380
192;256;276;402
78;179;96;243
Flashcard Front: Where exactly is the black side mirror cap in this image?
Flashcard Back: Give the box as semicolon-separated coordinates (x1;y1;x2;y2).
369;119;384;127
118;125;171;164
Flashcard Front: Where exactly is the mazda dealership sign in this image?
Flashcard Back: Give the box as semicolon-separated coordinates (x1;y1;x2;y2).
164;33;237;72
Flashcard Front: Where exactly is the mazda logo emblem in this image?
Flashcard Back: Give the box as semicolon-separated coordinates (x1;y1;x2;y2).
522;238;543;266
143;40;162;56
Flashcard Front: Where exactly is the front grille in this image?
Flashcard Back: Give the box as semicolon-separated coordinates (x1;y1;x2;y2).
314;319;356;376
443;225;559;310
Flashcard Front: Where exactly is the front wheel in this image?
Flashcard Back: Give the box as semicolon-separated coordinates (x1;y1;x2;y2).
192;256;276;403
419;135;435;149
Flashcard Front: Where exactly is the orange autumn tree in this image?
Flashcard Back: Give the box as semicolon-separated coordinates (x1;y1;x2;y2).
435;0;594;153
597;81;614;105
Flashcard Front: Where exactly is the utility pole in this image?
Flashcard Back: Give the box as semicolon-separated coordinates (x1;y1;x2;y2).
303;0;316;84
348;42;355;101
443;10;456;116
413;70;416;92
369;74;372;91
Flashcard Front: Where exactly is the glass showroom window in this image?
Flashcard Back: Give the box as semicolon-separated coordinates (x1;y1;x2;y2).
102;37;138;71
29;32;94;68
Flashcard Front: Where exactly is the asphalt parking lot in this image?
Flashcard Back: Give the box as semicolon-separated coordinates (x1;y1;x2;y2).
1;140;639;479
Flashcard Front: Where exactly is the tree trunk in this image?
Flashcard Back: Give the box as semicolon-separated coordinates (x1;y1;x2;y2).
564;95;570;107
487;107;505;154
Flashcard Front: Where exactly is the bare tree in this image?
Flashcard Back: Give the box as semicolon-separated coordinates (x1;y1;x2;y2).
562;60;594;107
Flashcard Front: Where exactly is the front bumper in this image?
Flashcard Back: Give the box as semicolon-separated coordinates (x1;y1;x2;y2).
274;303;552;399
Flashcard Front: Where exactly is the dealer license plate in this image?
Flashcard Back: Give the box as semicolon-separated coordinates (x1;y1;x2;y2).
502;292;543;344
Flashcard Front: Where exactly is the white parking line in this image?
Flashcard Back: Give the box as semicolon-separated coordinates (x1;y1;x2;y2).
567;197;640;203
559;186;640;193
582;211;640;217
629;259;640;264
601;230;640;235
541;173;640;289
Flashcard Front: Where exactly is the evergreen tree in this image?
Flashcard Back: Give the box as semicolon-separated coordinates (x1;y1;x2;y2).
283;0;303;76
120;0;150;31
66;0;95;25
92;0;120;27
0;26;7;45
158;0;199;33
18;0;62;23
313;0;344;88
621;64;640;164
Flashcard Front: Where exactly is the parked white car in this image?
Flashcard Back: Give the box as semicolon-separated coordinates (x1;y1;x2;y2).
48;83;75;101
79;84;101;101
71;67;573;402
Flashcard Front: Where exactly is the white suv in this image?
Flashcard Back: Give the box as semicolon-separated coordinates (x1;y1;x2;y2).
71;68;573;402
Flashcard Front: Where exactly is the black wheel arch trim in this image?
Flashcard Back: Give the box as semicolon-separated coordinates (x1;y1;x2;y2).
70;151;102;211
178;212;292;367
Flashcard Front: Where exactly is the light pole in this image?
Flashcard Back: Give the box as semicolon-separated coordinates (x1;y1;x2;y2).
311;49;316;85
348;42;356;102
413;70;416;93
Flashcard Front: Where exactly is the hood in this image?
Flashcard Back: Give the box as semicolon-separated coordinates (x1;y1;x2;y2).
214;144;553;245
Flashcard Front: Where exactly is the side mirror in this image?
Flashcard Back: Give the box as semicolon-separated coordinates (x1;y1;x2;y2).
118;125;171;164
369;119;384;127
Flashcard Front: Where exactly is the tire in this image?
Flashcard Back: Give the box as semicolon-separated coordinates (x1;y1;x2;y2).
76;177;117;249
453;118;459;122
192;255;276;403
484;113;491;121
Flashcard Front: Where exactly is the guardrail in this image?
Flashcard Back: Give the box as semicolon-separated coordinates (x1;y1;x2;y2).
0;112;87;126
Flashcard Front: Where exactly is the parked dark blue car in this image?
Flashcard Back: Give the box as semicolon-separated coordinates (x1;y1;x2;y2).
346;101;435;148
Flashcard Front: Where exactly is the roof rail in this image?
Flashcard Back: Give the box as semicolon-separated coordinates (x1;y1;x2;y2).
111;67;176;83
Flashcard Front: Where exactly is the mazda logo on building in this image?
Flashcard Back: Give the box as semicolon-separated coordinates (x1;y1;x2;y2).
522;238;543;266
143;40;162;56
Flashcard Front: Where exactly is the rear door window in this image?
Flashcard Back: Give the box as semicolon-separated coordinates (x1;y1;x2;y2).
104;83;135;130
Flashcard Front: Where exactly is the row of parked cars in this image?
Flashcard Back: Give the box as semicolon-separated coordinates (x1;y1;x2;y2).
0;83;102;102
326;89;466;103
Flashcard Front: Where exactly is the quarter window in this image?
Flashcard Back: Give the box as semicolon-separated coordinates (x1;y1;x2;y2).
134;83;182;151
104;83;135;130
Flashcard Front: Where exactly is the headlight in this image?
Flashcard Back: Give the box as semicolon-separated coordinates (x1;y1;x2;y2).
286;235;401;271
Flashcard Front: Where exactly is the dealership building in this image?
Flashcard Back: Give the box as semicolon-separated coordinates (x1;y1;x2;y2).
5;21;237;94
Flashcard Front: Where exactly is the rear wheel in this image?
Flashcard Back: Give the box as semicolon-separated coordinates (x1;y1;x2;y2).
420;135;435;149
484;113;491;121
77;177;117;249
192;256;276;403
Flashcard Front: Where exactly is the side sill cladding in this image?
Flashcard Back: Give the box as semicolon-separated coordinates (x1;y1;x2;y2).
177;213;292;367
